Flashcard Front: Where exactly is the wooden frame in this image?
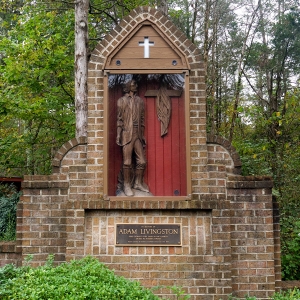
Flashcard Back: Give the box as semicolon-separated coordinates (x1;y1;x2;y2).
102;18;192;200
103;20;190;71
103;71;191;200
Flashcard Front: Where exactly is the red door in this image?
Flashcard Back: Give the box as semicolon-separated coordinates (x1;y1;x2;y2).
108;76;186;196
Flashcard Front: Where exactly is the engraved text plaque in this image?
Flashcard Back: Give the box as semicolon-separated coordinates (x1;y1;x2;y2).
115;223;181;246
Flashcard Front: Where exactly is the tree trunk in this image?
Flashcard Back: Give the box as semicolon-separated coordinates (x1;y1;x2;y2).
157;0;168;15
203;0;211;132
228;4;259;142
75;0;89;137
191;0;199;44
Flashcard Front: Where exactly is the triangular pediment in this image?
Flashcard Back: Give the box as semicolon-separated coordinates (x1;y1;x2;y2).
104;21;189;71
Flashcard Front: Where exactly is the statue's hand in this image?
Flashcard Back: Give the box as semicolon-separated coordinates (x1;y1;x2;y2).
116;135;122;146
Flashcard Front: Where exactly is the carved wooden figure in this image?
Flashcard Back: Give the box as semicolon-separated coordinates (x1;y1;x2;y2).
116;80;150;196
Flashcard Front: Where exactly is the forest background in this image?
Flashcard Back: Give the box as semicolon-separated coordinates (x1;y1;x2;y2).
0;0;300;280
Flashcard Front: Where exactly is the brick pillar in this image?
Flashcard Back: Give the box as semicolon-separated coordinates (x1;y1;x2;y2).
18;175;69;266
227;176;276;299
272;197;282;291
0;242;21;267
65;164;88;260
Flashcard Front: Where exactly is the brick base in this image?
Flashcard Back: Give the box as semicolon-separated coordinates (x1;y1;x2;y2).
0;242;21;267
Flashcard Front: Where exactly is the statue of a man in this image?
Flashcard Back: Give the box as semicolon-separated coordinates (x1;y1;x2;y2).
116;80;150;196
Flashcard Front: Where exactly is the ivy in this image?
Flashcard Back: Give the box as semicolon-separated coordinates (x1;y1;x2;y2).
0;184;21;241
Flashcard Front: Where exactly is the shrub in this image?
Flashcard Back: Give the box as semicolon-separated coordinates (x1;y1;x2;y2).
0;184;21;241
0;256;161;299
273;288;300;300
280;202;300;280
222;289;300;300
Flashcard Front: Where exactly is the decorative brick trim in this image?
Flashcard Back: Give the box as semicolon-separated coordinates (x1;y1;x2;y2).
69;198;223;210
227;175;273;189
0;241;16;253
0;241;22;267
52;136;87;172
207;135;242;169
22;174;69;189
90;6;204;73
280;281;300;290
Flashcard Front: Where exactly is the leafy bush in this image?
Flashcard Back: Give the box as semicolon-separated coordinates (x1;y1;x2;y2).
0;184;21;241
279;184;300;280
226;295;257;300
0;256;161;300
273;289;300;300
222;289;300;300
281;218;300;280
151;285;190;299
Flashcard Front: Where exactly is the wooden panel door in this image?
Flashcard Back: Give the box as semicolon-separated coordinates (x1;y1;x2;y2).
108;76;187;197
107;85;123;196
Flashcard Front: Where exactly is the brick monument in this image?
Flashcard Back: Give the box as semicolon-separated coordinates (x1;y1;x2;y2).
0;7;281;299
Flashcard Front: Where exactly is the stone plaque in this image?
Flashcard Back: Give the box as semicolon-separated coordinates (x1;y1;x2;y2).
115;223;181;246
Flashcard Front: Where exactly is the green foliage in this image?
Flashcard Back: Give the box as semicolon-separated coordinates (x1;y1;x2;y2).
272;10;300;73
281;217;300;280
0;256;161;300
219;289;300;299
88;0;156;43
226;296;257;300
233;88;300;280
0;0;162;177
0;3;75;176
273;289;300;300
0;184;21;241
152;285;190;299
168;2;193;40
232;137;272;176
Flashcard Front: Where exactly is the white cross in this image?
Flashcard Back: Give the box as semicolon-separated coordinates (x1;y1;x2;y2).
139;37;154;58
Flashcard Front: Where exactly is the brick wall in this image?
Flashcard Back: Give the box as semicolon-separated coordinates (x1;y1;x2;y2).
228;176;276;299
0;242;21;267
17;175;68;266
15;138;87;266
7;137;280;299
0;6;281;300
85;209;213;296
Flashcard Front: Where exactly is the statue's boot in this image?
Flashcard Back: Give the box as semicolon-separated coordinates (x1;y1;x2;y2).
123;167;133;196
134;168;149;193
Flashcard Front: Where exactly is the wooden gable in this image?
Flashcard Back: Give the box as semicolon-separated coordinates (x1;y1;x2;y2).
104;21;189;71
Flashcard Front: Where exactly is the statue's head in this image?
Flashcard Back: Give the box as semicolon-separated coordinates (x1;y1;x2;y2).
123;80;138;94
122;82;129;93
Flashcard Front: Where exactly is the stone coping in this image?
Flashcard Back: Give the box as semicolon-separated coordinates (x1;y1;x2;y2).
0;241;16;253
66;197;229;210
280;281;300;290
227;175;273;189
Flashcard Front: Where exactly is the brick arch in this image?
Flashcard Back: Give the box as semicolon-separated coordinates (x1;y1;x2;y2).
88;6;207;198
207;135;242;174
52;136;87;172
89;6;203;70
